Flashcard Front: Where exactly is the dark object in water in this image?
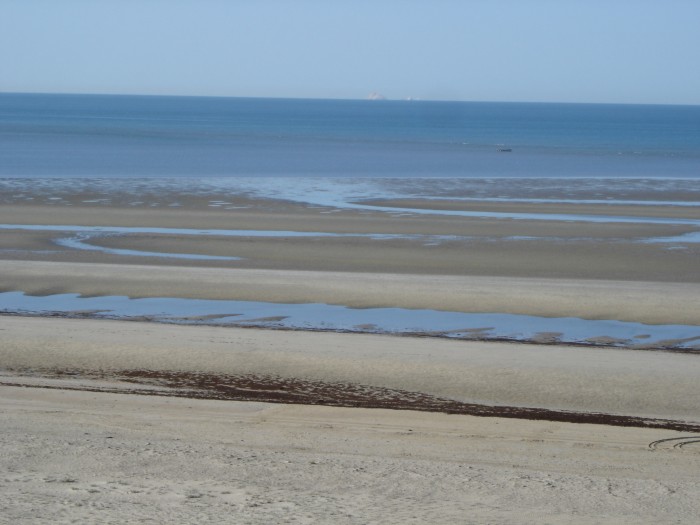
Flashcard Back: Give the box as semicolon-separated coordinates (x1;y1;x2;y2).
498;148;512;152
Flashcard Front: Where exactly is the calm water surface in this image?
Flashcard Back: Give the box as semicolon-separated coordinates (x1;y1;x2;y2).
1;93;699;178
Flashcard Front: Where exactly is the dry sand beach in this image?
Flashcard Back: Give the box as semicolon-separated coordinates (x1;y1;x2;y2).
1;178;700;523
2;384;700;525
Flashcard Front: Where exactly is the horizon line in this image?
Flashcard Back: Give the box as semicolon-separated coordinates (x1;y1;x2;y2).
1;90;698;108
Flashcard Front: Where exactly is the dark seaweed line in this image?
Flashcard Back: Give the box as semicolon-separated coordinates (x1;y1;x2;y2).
4;368;700;434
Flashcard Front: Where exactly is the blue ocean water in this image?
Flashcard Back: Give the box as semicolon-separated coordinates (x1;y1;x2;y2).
0;92;699;178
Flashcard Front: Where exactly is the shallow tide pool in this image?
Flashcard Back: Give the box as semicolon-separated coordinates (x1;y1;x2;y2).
1;291;699;350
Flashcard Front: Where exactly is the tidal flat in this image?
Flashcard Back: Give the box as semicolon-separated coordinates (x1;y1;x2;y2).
2;177;700;523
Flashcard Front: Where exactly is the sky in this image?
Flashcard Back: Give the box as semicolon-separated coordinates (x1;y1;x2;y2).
1;0;700;105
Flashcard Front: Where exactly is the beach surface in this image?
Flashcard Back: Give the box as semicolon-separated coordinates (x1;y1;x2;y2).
1;198;699;283
1;178;700;523
2;384;700;525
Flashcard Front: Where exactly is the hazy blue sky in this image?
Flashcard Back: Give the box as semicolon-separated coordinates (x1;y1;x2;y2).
2;0;699;104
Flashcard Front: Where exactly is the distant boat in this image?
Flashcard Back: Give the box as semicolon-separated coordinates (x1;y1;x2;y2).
497;148;512;153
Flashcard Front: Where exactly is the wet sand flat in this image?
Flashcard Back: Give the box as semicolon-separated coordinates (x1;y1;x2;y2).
90;232;700;282
1;202;696;236
363;197;700;219
2;228;699;282
1;260;699;325
1;185;699;357
1;194;699;285
1;187;699;325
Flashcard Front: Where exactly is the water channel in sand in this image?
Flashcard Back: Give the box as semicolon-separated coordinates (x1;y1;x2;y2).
2;291;699;350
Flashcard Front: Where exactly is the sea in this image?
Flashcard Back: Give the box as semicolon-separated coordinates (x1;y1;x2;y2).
1;92;699;179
